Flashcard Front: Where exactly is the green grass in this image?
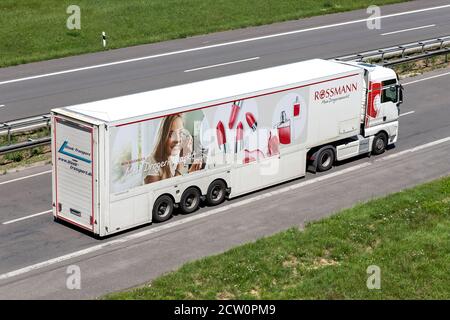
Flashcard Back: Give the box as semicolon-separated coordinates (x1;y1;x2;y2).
105;176;450;300
1;0;409;68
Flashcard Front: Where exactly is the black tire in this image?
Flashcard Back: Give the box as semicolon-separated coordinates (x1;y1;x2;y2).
317;148;335;172
206;180;227;206
152;195;174;223
180;187;201;214
372;133;387;155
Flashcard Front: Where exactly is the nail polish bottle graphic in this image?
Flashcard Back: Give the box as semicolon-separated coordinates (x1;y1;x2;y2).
245;112;257;132
293;96;300;117
277;111;291;145
216;121;227;153
235;122;244;153
228;100;242;129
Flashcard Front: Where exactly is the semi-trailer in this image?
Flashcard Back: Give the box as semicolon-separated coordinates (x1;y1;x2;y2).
51;59;402;236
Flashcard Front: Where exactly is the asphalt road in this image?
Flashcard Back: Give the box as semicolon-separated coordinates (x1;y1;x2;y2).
0;0;449;122
0;67;449;299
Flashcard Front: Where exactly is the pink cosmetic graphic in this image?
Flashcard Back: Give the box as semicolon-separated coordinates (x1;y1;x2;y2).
228;100;243;129
244;149;265;164
245;112;257;132
293;96;300;117
277;111;291;145
235;122;244;153
268;130;280;156
216;121;227;153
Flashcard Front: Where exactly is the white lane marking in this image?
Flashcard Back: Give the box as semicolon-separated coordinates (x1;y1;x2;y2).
1;4;449;86
403;72;450;86
380;136;450;161
184;57;260;73
399;111;415;117
0;162;371;281
0;170;51;186
2;210;52;225
0;105;5;108
2;135;450;281
380;24;436;36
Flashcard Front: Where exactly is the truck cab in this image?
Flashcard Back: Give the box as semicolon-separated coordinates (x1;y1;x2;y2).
339;61;403;152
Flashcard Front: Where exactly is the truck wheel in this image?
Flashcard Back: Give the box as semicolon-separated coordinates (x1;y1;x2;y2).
152;195;174;223
317;148;335;172
372;133;387;155
206;180;227;206
180;187;201;214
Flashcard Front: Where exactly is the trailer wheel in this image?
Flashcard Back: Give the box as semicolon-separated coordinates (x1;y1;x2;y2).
180;187;201;214
206;180;227;206
152;195;174;223
317;148;335;172
372;132;387;155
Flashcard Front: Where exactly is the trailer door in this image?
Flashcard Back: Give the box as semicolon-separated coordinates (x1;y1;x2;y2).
54;116;97;232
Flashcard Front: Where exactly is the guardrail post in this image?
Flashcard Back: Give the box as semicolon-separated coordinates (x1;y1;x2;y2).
378;50;385;64
419;42;425;54
399;46;406;59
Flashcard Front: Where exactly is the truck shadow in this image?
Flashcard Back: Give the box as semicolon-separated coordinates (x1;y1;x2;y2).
57;146;395;240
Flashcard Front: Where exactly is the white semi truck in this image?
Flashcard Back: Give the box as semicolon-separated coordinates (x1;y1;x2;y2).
51;59;403;236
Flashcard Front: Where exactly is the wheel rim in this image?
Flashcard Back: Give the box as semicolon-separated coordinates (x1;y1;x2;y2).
375;138;385;151
157;201;170;217
184;193;198;209
211;185;223;201
321;152;331;168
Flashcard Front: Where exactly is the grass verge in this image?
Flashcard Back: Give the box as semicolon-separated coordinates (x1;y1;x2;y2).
393;55;450;79
105;176;450;299
1;0;409;68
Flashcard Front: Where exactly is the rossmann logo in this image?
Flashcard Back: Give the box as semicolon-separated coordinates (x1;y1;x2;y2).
314;83;358;100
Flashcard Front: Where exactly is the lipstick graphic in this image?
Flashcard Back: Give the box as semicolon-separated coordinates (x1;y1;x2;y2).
228;100;242;129
216;121;227;153
245;112;257;132
235;122;244;153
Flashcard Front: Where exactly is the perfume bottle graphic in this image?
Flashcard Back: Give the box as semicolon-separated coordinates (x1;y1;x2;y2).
293;96;300;117
228;100;243;129
276;111;291;145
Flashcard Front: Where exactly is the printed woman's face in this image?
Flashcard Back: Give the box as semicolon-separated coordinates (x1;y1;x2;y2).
166;117;184;156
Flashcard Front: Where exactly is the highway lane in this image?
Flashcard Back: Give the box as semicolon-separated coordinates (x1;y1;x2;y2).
0;0;450;121
0;68;449;298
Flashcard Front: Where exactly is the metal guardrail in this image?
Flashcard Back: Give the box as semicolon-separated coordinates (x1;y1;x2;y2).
333;36;450;65
0;113;51;143
1;35;449;155
0;137;51;155
0;114;51;155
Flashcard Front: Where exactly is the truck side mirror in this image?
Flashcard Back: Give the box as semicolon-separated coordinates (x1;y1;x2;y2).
396;84;404;106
